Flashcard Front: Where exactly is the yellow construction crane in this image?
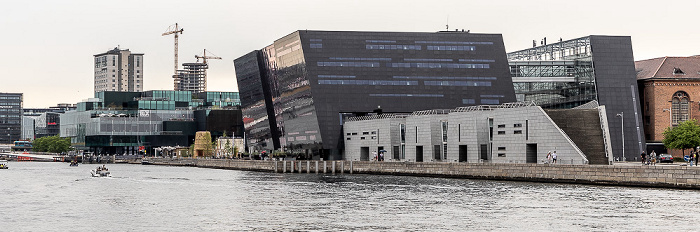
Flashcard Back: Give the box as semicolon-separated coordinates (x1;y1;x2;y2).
195;49;222;64
162;23;184;75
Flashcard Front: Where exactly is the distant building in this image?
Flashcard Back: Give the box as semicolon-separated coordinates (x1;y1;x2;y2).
234;30;517;160
94;47;144;93
22;103;77;140
60;90;243;155
507;35;644;161
174;63;207;93
0;92;22;144
636;56;700;155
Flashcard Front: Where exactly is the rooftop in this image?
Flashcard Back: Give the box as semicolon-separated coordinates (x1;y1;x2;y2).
636;56;700;79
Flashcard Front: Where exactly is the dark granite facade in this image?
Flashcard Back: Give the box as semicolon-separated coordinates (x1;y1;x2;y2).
235;30;516;159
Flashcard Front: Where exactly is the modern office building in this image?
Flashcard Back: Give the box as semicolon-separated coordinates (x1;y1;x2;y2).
60;90;243;155
507;36;644;161
22;103;78;140
234;30;516;160
636;56;700;155
344;102;612;164
174;62;208;93
0;93;22;144
94;47;144;93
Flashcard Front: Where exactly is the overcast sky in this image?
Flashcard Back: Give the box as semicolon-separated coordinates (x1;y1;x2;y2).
2;0;698;108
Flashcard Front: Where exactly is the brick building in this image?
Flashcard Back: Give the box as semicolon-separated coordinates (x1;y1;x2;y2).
637;56;700;156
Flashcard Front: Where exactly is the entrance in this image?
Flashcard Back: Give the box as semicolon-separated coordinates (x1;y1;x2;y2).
459;145;468;162
360;147;369;161
526;144;538;163
416;146;423;162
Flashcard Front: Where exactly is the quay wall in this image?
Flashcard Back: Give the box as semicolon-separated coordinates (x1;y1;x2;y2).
147;159;700;189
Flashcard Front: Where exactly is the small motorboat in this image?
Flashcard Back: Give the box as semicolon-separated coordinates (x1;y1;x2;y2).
91;166;111;177
0;160;8;169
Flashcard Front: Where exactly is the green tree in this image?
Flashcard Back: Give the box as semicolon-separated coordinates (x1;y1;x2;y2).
32;136;72;153
662;119;700;156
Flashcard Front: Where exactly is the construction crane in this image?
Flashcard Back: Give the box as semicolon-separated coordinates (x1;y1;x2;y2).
195;49;222;64
162;23;184;75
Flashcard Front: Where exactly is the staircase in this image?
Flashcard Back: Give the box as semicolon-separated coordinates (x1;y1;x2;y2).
544;109;609;165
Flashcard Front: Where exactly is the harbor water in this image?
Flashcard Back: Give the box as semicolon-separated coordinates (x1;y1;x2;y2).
1;162;697;231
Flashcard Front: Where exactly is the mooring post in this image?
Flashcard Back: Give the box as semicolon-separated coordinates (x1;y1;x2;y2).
315;161;319;174
332;161;336;174
307;161;310;173
324;161;327;174
275;161;278;173
283;161;286;173
350;160;353;174
341;161;344;174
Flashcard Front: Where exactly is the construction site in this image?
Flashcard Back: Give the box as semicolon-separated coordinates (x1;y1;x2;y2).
162;23;222;93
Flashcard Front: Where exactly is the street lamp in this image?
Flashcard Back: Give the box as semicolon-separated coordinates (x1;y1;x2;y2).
663;108;672;128
616;112;625;162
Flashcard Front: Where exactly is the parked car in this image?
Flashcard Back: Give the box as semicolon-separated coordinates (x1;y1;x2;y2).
658;154;673;163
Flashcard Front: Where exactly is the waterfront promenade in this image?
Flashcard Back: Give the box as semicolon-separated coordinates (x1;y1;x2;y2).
146;158;700;189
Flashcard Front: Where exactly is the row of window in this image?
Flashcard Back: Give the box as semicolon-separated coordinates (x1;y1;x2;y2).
393;76;497;80
463;99;500;104
369;94;444;97
0;102;20;105
317;62;380;67
427;45;475;51
318;75;356;78
424;81;492;87
310;43;323;48
390;63;489;69
497;123;523;128
0;115;20;117
366;44;422;50
0;96;20;100
329;57;391;61
497;130;523;134
459;59;495;62
0;109;20;112
318;80;418;86
481;95;505;98
415;41;494;45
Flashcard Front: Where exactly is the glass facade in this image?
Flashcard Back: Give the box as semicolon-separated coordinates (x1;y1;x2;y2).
0;93;23;144
234;30;516;159
507;35;645;161
61;90;242;155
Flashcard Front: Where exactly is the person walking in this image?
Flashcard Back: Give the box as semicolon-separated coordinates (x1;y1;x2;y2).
372;151;377;161
552;151;558;164
690;150;695;167
650;150;657;165
695;147;699;166
640;151;647;165
545;151;552;164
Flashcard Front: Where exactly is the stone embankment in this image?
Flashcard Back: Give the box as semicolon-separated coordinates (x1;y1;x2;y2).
146;158;700;189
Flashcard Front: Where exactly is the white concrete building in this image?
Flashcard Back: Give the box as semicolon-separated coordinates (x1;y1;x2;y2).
343;102;612;165
94;47;144;93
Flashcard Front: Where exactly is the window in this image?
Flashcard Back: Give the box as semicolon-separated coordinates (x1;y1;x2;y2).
361;137;365;140
498;153;506;157
514;130;523;134
347;138;351;140
498;147;506;151
497;131;505;135
497;124;505;128
672;91;689;125
514;123;522;127
363;132;369;135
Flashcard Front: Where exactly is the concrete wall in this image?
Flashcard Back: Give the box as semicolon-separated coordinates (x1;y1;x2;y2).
148;158;700;189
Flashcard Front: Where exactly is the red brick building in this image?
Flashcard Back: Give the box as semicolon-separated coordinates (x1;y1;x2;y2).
637;56;700;156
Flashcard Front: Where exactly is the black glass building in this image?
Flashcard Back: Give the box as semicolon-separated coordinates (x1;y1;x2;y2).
0;93;22;144
234;30;517;159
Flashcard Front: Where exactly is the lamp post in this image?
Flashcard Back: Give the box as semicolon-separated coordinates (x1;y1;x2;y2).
616;112;625;162
663;108;672;128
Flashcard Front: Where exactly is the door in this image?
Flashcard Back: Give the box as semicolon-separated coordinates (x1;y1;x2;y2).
416;146;423;162
526;144;538;163
459;145;468;162
360;147;369;161
480;144;488;161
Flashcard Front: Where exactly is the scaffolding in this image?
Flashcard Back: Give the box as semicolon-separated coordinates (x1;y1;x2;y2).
507;36;591;61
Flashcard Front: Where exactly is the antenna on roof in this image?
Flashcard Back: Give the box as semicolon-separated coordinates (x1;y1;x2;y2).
446;15;449;31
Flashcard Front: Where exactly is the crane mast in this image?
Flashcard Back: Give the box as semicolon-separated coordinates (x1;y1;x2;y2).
162;23;184;75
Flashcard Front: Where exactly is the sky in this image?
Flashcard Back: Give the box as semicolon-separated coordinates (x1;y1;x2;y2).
1;0;699;108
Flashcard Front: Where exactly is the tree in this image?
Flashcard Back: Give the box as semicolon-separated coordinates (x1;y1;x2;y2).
662;119;700;156
32;136;72;153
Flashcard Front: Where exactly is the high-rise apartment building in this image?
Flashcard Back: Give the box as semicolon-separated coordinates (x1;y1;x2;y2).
0;93;23;144
94;47;144;93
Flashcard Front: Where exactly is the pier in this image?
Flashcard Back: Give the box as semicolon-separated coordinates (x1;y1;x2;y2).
145;158;700;189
